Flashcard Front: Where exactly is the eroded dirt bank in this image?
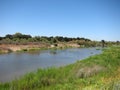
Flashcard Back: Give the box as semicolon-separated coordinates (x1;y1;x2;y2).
0;43;80;53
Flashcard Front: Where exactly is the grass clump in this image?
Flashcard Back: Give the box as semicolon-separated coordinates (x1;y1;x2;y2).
0;46;120;90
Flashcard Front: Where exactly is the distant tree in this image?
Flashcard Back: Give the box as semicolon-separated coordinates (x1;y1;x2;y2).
55;36;64;42
22;35;32;39
0;36;3;40
5;34;13;39
34;36;41;41
13;33;32;39
101;40;105;48
85;39;91;42
50;37;58;44
64;37;70;42
77;37;80;40
116;41;119;45
40;36;49;43
13;32;23;39
79;38;85;40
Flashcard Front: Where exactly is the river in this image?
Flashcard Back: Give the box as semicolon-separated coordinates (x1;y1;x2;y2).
0;48;101;82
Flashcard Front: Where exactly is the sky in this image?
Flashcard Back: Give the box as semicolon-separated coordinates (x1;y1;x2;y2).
0;0;120;41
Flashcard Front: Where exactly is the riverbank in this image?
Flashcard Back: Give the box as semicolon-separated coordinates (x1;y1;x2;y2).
0;42;81;54
0;47;120;89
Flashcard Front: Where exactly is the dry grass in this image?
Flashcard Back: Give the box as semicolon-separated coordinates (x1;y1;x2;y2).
76;65;105;78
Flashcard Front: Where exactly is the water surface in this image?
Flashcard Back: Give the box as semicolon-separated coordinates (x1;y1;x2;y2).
0;48;101;82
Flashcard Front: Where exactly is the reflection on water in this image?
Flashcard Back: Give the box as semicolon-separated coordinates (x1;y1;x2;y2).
0;48;101;82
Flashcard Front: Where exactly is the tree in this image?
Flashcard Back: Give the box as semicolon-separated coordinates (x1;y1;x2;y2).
101;40;105;48
0;37;3;40
50;37;58;44
13;32;23;39
55;36;64;42
5;34;13;39
34;36;41;41
13;32;32;39
116;41;119;45
22;35;32;39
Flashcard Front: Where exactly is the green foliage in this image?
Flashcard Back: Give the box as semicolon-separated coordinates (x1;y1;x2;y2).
5;34;13;39
101;40;105;48
13;32;32;39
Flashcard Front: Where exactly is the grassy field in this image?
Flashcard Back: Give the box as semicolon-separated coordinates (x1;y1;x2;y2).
0;47;120;90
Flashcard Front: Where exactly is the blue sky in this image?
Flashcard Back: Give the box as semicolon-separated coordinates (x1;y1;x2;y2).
0;0;120;41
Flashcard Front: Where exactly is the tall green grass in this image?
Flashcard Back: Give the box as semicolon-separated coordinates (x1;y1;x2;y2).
0;47;120;90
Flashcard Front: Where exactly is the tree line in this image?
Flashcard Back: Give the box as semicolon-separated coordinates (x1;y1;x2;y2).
0;32;91;45
0;33;119;47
